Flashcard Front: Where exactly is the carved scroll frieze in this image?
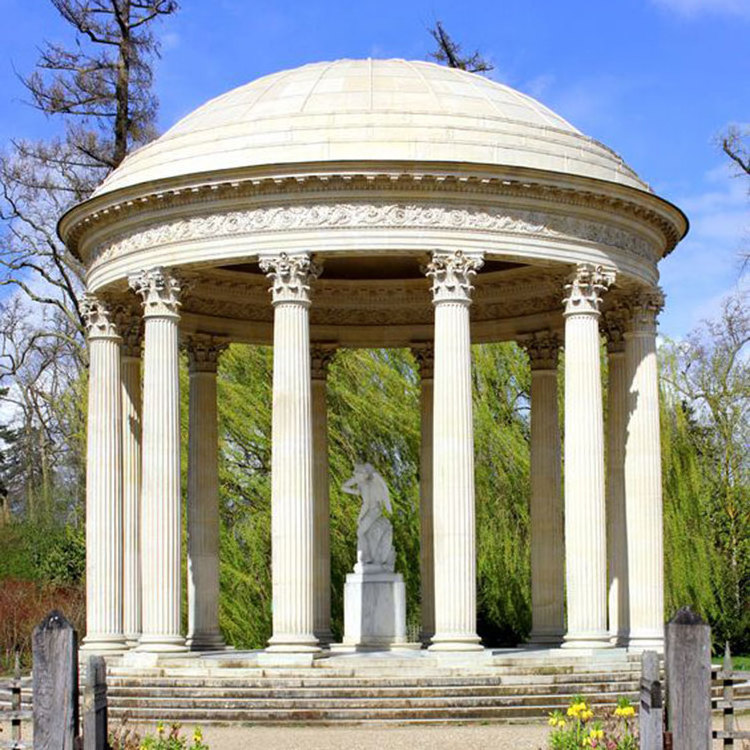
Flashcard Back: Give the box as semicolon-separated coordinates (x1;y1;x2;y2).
88;200;658;273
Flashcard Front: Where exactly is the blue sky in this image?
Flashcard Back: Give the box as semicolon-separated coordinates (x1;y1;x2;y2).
0;0;747;338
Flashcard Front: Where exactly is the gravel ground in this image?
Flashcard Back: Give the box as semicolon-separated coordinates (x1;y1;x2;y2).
134;722;553;750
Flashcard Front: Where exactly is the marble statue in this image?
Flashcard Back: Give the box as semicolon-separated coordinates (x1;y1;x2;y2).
342;463;396;572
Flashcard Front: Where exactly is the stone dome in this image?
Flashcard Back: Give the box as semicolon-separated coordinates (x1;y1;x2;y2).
94;58;647;197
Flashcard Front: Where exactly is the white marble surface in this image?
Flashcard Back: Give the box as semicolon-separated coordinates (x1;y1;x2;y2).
342;570;407;648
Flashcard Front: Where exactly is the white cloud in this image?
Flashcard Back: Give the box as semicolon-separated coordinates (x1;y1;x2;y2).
650;0;750;18
658;161;748;336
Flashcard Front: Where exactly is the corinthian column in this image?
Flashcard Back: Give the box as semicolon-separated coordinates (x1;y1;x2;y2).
311;343;336;645
425;250;483;652
523;332;564;645
120;311;143;648
260;252;321;653
603;307;629;645
81;294;126;651
186;334;228;651
411;343;435;644
624;289;665;650
129;268;186;653
562;263;615;649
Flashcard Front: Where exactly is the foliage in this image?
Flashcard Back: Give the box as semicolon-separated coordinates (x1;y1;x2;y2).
547;696;637;750
212;343;532;648
428;21;494;73
110;721;209;750
660;291;750;650
0;578;84;672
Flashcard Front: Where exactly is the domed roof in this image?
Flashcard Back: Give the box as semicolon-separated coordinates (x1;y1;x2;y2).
93;58;648;197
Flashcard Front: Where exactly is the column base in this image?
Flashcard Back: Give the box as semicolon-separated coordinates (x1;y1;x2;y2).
626;629;664;652
135;634;188;653
562;631;613;650
125;633;141;649
428;634;483;652
81;634;128;653
526;631;564;647
186;631;228;651
314;629;335;647
266;634;321;653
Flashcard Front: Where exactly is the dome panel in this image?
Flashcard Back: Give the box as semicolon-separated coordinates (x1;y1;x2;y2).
92;58;648;197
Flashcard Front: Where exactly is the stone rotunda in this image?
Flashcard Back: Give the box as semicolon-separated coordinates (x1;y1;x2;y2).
60;59;687;659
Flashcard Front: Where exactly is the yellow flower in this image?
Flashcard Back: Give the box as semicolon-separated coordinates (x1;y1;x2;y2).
548;716;557;726
581;709;594;721
615;704;636;718
156;721;164;735
589;729;604;740
193;727;203;742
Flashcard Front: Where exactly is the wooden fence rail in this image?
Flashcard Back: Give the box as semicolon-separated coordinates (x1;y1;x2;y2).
712;643;750;748
0;653;32;750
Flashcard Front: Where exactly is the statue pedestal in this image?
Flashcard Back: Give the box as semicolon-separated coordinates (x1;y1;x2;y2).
340;569;408;650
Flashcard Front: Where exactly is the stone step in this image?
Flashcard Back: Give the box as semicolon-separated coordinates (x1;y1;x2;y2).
106;701;631;724
106;681;639;699
108;690;638;711
105;670;639;688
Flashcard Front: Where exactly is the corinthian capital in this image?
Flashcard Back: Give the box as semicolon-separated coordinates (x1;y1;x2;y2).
185;334;228;373
562;263;615;316
259;253;322;306
626;287;665;335
520;331;561;371
81;293;120;340
116;307;143;358
411;342;435;380
310;343;337;380
424;250;484;305
128;267;182;318
602;303;628;354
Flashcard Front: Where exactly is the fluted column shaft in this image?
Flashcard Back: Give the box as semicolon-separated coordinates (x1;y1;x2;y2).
129;268;186;652
525;334;564;644
261;253;321;653
604;312;629;645
624;291;665;650
426;251;483;652
562;264;614;649
311;345;336;645
81;295;126;651
186;336;227;651
412;345;435;644
120;317;142;649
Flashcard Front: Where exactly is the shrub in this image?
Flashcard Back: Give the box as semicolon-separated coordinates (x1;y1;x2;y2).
110;722;209;750
547;696;637;749
0;579;85;672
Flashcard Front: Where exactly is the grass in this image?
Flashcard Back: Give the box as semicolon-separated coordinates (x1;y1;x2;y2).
730;654;750;670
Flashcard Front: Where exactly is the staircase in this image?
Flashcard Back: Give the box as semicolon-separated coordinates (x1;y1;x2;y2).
104;651;643;724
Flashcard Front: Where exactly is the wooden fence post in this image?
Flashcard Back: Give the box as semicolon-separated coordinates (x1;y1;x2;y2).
32;610;79;750
665;606;712;750
721;642;734;748
640;650;663;750
81;655;108;750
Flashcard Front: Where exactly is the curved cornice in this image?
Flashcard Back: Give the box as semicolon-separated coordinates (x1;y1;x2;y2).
59;162;688;264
